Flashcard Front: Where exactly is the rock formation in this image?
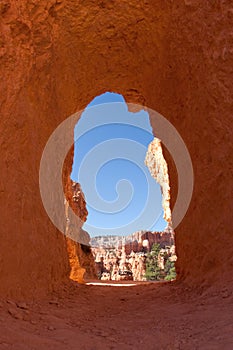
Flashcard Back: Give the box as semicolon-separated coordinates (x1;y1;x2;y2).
63;147;96;282
145;138;171;223
0;1;232;297
91;227;176;281
91;226;174;254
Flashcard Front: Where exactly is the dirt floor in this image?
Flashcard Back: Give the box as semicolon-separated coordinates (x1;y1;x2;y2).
0;281;232;350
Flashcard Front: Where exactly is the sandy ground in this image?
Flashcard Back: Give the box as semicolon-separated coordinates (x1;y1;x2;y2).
0;281;232;350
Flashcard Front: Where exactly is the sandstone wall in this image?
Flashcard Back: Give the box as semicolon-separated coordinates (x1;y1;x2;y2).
63;147;96;282
0;0;232;296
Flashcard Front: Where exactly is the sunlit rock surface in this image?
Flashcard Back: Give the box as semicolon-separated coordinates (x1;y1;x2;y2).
91;227;176;281
64;180;97;282
145;138;171;223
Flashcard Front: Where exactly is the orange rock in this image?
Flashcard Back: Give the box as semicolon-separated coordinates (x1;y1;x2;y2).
0;0;232;297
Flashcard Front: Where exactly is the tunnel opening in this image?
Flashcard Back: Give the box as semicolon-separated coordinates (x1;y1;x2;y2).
66;92;176;284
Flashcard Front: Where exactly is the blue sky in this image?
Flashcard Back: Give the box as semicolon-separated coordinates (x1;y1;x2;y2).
71;92;167;237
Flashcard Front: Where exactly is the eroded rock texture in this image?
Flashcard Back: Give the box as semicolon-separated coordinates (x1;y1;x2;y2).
145;138;171;223
92;228;175;281
63;147;96;282
0;0;232;296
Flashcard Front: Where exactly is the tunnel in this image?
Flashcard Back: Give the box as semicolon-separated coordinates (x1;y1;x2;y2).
0;0;232;334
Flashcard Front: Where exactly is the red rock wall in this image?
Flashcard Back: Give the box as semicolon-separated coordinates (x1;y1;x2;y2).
63;147;96;282
0;1;232;296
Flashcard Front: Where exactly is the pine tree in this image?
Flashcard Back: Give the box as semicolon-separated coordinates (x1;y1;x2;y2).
144;243;161;281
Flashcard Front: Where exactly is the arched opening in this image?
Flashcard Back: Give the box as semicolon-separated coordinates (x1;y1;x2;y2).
66;92;176;284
